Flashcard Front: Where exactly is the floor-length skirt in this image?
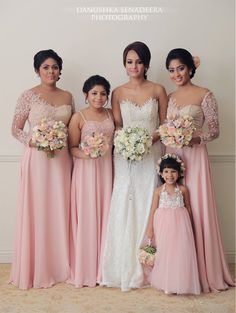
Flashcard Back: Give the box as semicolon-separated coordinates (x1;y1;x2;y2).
151;207;200;295
102;142;162;291
10;147;72;289
68;152;113;287
167;144;235;292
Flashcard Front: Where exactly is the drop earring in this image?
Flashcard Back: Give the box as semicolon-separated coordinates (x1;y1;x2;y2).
103;99;109;108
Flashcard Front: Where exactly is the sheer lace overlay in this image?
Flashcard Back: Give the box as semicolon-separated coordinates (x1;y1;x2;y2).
200;92;219;143
12;90;73;145
168;91;219;145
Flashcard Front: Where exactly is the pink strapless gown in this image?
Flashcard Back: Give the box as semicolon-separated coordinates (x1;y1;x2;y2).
68;111;114;287
10;90;73;289
166;92;235;292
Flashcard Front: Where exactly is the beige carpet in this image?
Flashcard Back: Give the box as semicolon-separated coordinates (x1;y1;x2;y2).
0;264;235;313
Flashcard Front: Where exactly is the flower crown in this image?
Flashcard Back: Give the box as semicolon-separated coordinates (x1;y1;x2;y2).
156;153;185;177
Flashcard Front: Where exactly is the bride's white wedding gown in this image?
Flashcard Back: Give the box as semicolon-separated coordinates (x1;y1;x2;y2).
102;98;162;291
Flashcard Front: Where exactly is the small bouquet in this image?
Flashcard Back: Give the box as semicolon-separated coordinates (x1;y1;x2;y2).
158;115;195;148
138;243;156;267
114;127;152;161
81;132;109;158
31;118;67;158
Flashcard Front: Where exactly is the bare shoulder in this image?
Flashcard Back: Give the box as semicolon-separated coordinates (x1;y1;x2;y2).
112;86;121;97
179;184;189;194
112;85;127;103
147;81;167;99
71;111;82;122
59;89;73;103
106;108;114;119
156;186;163;195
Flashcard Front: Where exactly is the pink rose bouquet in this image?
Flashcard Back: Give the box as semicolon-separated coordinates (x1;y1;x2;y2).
81;132;109;158
138;244;156;267
158;115;195;148
31;118;67;158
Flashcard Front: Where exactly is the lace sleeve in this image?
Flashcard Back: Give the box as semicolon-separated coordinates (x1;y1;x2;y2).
200;92;220;143
11;91;31;145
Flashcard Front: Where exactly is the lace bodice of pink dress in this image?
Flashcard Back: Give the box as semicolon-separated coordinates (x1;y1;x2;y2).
80;112;114;146
12;89;74;144
167;91;219;143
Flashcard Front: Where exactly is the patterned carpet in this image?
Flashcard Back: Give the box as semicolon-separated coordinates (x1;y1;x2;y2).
0;264;235;313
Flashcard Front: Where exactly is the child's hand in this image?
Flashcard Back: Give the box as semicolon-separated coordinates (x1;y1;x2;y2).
146;226;154;240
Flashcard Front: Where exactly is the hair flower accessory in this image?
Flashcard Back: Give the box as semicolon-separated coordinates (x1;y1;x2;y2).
156;153;185;177
193;56;200;68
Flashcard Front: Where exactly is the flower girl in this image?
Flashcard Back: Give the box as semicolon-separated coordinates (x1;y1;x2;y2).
68;75;115;287
146;154;200;294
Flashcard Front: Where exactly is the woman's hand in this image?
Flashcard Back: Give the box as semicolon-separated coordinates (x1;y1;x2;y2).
151;131;160;145
29;139;37;148
188;137;201;147
70;146;91;159
146;225;154;240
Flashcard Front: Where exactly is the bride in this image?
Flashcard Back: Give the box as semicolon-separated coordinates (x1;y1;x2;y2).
102;41;167;291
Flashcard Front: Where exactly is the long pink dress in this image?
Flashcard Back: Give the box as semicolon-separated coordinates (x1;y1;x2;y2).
68;110;114;288
151;184;200;295
166;91;234;292
10;90;73;289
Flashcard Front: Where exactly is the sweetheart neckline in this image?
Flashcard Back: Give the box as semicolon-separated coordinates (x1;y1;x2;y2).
120;97;157;109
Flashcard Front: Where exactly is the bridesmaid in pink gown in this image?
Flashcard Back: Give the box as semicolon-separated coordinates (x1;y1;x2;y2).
10;50;74;289
164;48;234;292
68;75;114;287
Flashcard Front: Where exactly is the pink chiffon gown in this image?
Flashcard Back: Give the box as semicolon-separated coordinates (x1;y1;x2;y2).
151;184;200;295
10;90;73;289
68;110;114;287
166;91;234;292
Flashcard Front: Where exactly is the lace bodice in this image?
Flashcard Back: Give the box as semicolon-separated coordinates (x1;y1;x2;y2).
158;184;185;209
167;91;219;143
120;98;159;133
12;90;74;145
79;111;115;144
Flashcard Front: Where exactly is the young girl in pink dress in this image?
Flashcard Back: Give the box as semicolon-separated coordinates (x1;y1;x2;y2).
68;75;115;287
10;49;74;289
165;48;234;292
146;154;200;295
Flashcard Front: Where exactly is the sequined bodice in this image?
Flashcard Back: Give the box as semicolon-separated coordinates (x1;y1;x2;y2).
120;98;159;133
159;184;185;209
81;118;115;144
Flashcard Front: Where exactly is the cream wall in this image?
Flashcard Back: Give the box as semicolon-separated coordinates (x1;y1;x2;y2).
0;0;235;262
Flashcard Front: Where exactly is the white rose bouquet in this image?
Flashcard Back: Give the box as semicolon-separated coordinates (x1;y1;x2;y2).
114;127;152;161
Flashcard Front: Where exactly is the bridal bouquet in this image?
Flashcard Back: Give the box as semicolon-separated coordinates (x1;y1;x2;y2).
31;118;67;158
158;115;195;148
138;244;156;267
81;132;109;158
114;127;152;161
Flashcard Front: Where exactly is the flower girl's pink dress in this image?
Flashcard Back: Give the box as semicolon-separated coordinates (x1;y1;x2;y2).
166;91;234;292
151;184;200;295
68;110;114;287
10;90;73;289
